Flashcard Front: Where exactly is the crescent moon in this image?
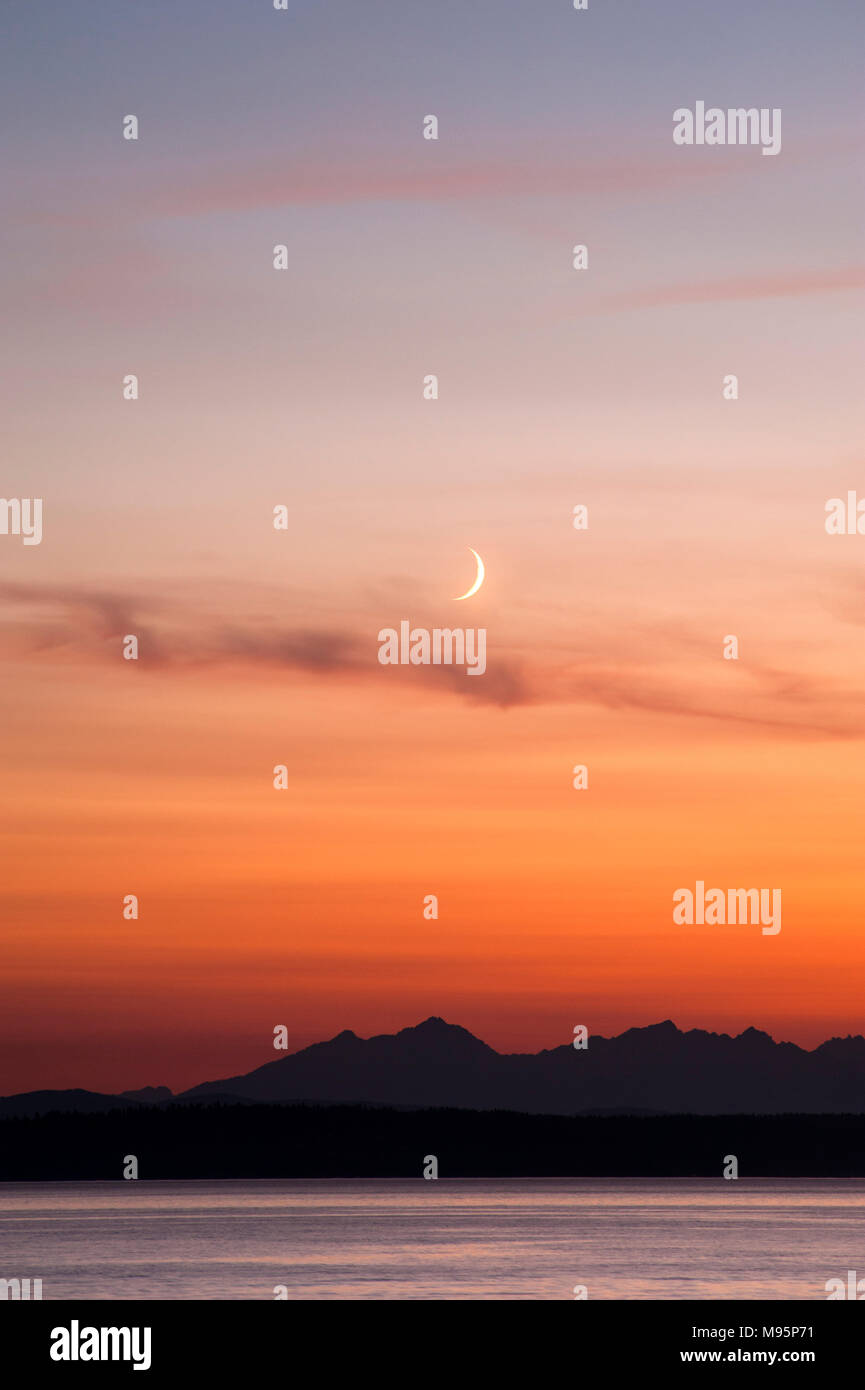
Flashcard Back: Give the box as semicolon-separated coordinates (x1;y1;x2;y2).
454;548;485;601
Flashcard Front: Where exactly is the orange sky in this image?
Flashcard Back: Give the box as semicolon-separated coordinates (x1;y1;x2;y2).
1;0;863;1095
2;471;864;1093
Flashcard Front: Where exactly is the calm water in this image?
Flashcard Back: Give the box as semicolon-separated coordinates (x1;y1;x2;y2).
1;1179;862;1300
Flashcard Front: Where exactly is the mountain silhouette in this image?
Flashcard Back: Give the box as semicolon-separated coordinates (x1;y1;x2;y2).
0;1089;150;1119
4;1019;865;1118
120;1085;173;1104
176;1017;865;1115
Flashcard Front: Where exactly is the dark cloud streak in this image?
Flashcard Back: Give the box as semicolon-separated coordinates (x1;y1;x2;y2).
1;582;861;735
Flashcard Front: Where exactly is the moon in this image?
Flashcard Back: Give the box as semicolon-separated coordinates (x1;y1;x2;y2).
454;548;485;601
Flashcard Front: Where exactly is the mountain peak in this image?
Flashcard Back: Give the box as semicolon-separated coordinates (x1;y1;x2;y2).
393;1017;493;1055
738;1026;774;1045
621;1020;680;1041
120;1085;173;1103
403;1017;483;1039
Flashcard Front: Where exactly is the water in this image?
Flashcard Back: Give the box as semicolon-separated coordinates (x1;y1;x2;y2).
1;1178;862;1300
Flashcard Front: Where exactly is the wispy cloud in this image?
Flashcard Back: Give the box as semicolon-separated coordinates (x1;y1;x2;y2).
10;148;759;231
591;266;865;313
151;152;743;217
0;582;529;709
1;581;862;734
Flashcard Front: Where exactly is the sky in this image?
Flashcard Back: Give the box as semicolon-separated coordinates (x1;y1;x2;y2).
0;0;863;1094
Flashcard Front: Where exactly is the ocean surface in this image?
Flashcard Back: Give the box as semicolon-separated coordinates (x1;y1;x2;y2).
1;1178;862;1300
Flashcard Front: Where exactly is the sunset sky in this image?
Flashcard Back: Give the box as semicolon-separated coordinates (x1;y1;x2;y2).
1;0;863;1095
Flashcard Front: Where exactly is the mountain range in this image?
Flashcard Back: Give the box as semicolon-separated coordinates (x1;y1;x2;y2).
2;1017;864;1117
